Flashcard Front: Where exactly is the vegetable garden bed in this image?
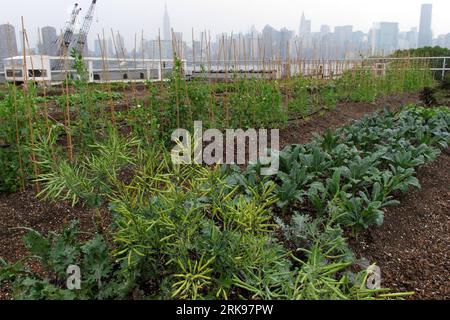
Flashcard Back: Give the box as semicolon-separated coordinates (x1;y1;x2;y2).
1;101;448;300
349;150;450;300
1;54;448;299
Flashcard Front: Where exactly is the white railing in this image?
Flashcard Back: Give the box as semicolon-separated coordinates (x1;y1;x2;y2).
2;55;187;84
2;56;449;83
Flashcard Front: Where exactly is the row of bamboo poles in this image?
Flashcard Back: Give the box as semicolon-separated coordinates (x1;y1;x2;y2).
1;18;433;193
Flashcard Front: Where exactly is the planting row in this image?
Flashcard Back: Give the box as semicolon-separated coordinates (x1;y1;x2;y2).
0;60;435;192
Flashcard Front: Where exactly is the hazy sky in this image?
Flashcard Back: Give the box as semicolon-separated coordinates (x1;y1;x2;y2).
1;0;449;48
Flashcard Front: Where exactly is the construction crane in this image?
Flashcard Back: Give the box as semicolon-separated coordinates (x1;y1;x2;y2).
71;0;98;55
61;3;82;52
48;3;81;70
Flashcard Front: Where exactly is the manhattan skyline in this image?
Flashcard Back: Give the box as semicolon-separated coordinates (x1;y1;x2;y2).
0;0;449;51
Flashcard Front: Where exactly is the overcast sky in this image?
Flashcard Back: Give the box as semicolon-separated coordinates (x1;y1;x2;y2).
1;0;449;49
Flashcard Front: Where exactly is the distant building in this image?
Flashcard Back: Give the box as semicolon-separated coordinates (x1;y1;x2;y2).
173;32;187;58
90;37;114;58
279;28;294;59
188;40;201;61
299;12;311;36
352;31;368;54
435;33;450;49
72;33;89;56
143;39;173;60
94;39;102;56
435;35;445;47
334;26;353;44
262;25;294;60
320;25;331;35
40;26;58;56
418;4;433;48
0;23;18;68
114;33;126;55
406;27;418;49
334;26;353;58
163;4;171;41
107;38;114;57
370;22;399;55
305;21;311;33
243;28;261;61
262;25;277;58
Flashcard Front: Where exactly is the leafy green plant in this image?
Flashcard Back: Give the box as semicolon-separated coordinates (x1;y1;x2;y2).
276;213;318;250
420;87;437;106
0;222;131;300
276;161;312;210
441;73;450;90
171;255;215;300
336;186;399;232
36;129;139;207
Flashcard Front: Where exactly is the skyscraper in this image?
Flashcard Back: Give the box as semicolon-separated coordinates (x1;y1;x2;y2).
334;26;353;58
163;3;171;41
40;26;58;56
262;25;294;60
406;27;418;49
370;22;399;55
320;25;331;35
114;33;126;55
0;23;18;68
418;4;433;48
299;12;311;36
334;26;353;46
94;39;103;56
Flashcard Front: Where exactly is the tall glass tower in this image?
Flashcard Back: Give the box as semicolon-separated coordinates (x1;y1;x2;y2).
163;4;171;41
418;4;433;48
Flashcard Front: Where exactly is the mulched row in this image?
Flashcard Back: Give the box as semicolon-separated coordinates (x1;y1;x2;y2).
348;150;450;300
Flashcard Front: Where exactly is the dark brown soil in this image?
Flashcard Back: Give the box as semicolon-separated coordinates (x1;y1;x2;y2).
348;150;450;300
280;91;420;146
0;191;111;299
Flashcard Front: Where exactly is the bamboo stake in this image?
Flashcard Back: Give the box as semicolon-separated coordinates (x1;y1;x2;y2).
37;28;52;139
98;30;115;126
21;18;41;192
158;29;163;88
118;30;136;134
62;37;74;163
6;22;25;190
171;29;181;129
243;34;248;76
140;29;152;144
192;28;196;73
223;33;230;127
94;35;106;126
157;28;167;128
206;30;214;126
182;30;193;125
285;40;291;114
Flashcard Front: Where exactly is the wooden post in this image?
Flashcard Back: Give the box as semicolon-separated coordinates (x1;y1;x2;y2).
171;29;181;129
21;18;41;192
6;22;25;190
442;57;447;80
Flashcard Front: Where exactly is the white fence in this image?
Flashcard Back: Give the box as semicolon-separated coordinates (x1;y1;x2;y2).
1;56;449;84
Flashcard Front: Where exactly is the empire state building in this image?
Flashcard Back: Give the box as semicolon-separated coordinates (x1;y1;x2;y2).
163;3;171;41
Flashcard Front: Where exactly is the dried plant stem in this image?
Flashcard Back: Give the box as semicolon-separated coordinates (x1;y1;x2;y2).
98;31;116;126
62;42;74;163
171;29;181;129
21;18;41;192
6;22;25;190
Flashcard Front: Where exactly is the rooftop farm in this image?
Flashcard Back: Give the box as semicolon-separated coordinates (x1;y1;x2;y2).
0;55;449;300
